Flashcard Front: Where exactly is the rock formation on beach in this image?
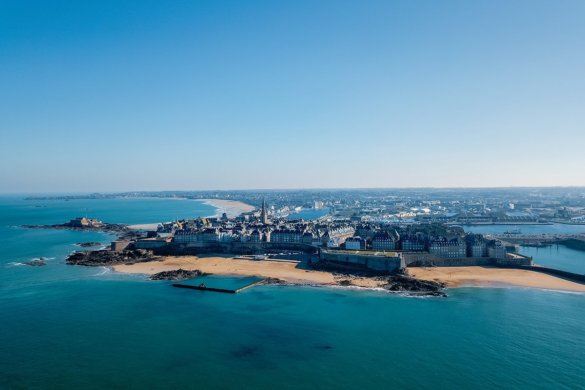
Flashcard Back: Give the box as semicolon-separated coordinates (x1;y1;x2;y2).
384;274;446;297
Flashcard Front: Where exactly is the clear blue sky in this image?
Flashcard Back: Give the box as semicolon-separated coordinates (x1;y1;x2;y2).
1;0;584;192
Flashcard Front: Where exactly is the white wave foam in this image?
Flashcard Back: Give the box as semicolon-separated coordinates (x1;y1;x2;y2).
93;267;111;276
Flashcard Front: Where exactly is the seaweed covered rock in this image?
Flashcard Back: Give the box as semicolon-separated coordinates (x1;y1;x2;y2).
384;274;447;297
66;249;155;266
76;242;102;247
22;259;47;266
149;269;206;281
261;277;286;285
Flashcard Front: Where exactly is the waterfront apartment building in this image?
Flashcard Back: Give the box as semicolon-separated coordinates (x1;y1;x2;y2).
345;236;366;250
466;235;488;258
471;241;488;257
488;240;506;260
429;237;467;258
270;228;304;244
372;231;398;251
401;235;426;251
173;228;224;243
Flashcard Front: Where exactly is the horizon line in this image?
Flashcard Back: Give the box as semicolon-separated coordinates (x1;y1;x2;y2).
2;185;585;195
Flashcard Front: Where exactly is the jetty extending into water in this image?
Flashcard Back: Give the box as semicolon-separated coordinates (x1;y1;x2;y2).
172;276;266;294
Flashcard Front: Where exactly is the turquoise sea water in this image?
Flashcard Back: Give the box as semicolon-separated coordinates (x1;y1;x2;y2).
520;245;585;275
463;224;585;274
1;197;585;389
462;223;585;235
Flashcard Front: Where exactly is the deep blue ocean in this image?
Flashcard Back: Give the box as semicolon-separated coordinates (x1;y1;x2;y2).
1;197;584;389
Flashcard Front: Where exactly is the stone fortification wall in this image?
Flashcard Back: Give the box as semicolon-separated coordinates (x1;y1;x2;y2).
319;250;404;273
403;252;532;267
152;241;316;256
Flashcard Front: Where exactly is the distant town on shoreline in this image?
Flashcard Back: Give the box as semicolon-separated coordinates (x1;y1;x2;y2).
26;187;585;225
25;187;585;294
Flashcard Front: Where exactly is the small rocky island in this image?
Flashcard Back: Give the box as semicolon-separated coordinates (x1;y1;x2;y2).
66;249;157;266
22;258;47;267
23;217;139;240
149;269;206;281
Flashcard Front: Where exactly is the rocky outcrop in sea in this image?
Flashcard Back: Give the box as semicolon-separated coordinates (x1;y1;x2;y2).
66;249;156;266
149;269;206;281
76;242;102;247
22;259;47;267
22;221;140;241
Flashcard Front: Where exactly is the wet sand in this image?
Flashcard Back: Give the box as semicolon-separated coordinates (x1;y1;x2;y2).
114;256;384;288
113;257;585;292
408;266;585;292
201;199;256;218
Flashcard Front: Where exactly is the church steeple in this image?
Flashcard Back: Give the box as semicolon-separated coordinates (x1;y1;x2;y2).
260;197;269;224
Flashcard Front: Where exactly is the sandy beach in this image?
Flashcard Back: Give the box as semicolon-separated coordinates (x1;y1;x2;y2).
201;199;256;218
114;256;384;288
113;257;585;292
408;266;585;292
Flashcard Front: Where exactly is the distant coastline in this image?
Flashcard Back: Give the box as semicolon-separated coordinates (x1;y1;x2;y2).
201;199;256;218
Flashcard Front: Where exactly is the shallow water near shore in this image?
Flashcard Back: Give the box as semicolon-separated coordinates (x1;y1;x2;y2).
520;245;585;274
1;196;584;389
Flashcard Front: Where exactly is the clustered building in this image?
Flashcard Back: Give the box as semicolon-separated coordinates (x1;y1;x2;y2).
159;205;508;260
171;216;355;248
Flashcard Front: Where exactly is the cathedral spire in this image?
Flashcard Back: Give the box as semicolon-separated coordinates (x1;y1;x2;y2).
261;197;269;224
